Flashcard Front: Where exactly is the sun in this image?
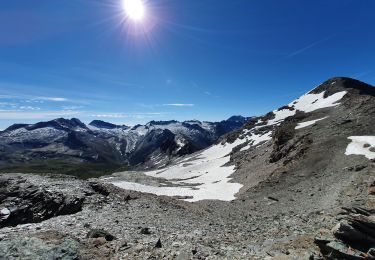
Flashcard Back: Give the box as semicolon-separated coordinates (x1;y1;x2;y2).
122;0;146;21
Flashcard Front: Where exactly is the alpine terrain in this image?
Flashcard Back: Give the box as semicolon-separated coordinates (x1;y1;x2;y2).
0;116;249;177
1;77;375;259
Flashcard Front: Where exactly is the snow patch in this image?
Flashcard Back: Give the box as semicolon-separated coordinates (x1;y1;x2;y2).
292;91;347;113
267;91;347;126
3;127;67;143
267;109;295;126
345;136;375;160
295;117;328;130
111;90;347;202
111;137;247;202
240;131;272;151
175;137;185;152
0;208;10;216
113;181;199;198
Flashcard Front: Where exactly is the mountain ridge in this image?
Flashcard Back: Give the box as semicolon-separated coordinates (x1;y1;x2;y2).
0;77;374;259
0;115;250;177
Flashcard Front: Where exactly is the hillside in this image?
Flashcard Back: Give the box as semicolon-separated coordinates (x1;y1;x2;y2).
0;77;374;259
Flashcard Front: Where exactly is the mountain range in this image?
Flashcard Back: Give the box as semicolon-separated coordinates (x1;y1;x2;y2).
0;77;374;259
0;115;249;177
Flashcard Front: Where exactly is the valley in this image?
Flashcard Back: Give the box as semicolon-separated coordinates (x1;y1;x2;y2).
1;77;374;259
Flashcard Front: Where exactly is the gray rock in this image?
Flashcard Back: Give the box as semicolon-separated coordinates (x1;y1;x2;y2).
86;229;115;241
0;174;85;228
0;237;79;260
155;238;162;248
140;227;151;235
0;208;10;221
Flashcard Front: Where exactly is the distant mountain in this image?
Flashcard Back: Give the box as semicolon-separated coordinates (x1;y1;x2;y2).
0;116;250;176
89;120;129;130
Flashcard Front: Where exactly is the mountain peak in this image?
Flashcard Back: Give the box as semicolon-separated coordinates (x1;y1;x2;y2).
226;115;249;122
2;118;87;132
147;120;179;126
310;77;375;97
89;120;128;130
3;123;29;132
52;118;86;128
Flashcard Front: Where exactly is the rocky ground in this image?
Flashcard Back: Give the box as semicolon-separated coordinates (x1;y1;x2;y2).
1;77;375;259
0;169;373;259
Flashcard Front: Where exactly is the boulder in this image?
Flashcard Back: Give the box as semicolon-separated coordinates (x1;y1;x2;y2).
86;229;116;241
315;207;375;259
0;174;85;228
0;237;80;260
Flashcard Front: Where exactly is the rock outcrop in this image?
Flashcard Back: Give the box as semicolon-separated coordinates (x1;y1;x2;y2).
316;207;375;259
0;174;85;228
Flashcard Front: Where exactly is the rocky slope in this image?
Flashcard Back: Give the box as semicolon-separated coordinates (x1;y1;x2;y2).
0;77;374;259
0;116;249;177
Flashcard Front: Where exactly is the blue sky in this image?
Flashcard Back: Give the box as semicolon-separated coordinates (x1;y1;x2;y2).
0;0;374;129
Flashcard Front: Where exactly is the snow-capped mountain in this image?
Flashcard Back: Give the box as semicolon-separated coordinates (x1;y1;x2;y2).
106;77;375;204
1;77;375;259
0;116;250;173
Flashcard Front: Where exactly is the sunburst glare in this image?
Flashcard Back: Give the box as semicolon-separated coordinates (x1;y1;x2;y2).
122;0;146;22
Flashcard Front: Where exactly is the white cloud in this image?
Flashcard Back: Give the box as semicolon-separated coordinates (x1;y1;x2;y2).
0;95;13;99
90;113;128;118
62;105;83;110
36;97;68;102
0;102;41;111
19;106;41;111
90;112;167;119
203;91;220;98
0;110;81;120
0;93;69;103
0;102;17;107
163;104;194;107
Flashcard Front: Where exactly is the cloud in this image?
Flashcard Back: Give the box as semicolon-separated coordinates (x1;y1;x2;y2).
203;91;220;98
163;104;194;107
0;80;91;104
68;67;144;89
0;110;81;120
36;97;68;102
19;106;41;111
0;102;41;111
283;34;336;60
61;105;83;110
0;95;13;99
352;70;372;79
0;92;68;103
90;112;167;119
90;113;128;118
0;102;17;107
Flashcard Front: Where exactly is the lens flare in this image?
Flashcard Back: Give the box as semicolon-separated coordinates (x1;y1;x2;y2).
122;0;146;21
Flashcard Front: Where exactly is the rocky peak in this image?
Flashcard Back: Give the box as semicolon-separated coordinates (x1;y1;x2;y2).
226;115;249;123
89;120;128;130
21;118;87;132
2;123;29;132
310;77;375;97
2;118;88;133
54;118;86;128
147;120;179;127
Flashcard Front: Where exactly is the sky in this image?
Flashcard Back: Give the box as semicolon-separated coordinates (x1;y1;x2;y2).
0;0;374;130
